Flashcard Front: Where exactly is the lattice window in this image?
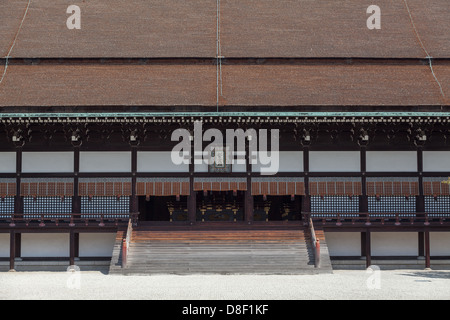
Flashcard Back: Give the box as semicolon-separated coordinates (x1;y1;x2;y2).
425;196;450;217
81;196;129;218
23;196;72;219
0;197;14;219
368;196;416;217
311;195;359;218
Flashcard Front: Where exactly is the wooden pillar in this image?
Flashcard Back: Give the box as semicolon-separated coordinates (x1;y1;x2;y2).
69;230;75;266
14;233;21;259
360;146;368;214
74;233;79;259
188;139;196;223
73;146;81;215
14;147;22;219
245;139;253;223
9;230;15;271
302;146;310;216
424;230;431;269
363;230;371;268
130;146;138;215
418;232;425;258
416;147;425;214
188;178;196;223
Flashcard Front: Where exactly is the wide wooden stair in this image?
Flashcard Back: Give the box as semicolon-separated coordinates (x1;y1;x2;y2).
111;222;333;275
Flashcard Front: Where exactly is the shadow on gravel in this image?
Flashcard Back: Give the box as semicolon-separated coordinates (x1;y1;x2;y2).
399;271;450;280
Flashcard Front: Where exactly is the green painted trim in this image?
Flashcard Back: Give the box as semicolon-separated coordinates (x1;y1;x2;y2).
1;112;450;118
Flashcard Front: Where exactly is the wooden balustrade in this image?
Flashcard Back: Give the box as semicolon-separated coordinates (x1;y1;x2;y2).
307;212;450;226
305;214;320;268
4;212;139;227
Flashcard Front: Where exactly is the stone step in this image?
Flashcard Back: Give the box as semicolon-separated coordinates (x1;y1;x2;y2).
120;227;323;275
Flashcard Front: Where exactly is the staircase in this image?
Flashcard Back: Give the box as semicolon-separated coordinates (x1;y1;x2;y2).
112;222;333;275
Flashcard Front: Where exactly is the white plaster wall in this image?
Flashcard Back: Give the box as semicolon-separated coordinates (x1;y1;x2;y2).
371;232;417;256
194;162;209;173
21;233;70;257
325;232;361;256
309;151;360;172
79;233;116;257
276;151;303;172
430;232;450;256
22;152;74;173
0;234;9;257
137;151;189;172
252;151;303;173
232;162;247;173
366;151;417;172
423;152;450;172
0;152;16;173
80;152;131;173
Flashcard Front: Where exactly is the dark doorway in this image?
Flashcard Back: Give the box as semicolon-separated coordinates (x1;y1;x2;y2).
196;191;244;221
138;196;188;221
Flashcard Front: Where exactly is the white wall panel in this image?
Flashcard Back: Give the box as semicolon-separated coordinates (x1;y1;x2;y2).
232;162;247;173
372;232;417;256
423;152;450;172
252;151;303;173
430;232;450;256
79;233;116;257
21;234;69;257
0;152;16;173
366;151;417;172
309;151;360;172
194;162;209;173
22;152;73;173
80;152;131;172
0;234;9;257
137;152;189;172
325;232;361;256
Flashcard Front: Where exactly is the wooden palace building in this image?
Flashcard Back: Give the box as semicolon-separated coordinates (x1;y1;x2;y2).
0;0;449;274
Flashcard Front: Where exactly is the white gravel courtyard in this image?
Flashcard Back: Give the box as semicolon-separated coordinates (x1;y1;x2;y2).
0;268;449;300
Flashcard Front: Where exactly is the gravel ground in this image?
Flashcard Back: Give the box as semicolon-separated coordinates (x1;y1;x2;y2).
1;268;449;300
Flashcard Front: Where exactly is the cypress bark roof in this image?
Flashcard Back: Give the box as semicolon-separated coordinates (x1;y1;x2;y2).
1;0;448;58
0;63;447;107
0;0;448;110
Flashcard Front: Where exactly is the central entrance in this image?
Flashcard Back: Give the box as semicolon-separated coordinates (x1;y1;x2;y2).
196;191;245;222
136;177;306;222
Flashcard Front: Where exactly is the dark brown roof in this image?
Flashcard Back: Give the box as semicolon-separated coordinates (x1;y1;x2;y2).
1;0;448;58
0;64;216;107
1;1;448;111
0;63;447;107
